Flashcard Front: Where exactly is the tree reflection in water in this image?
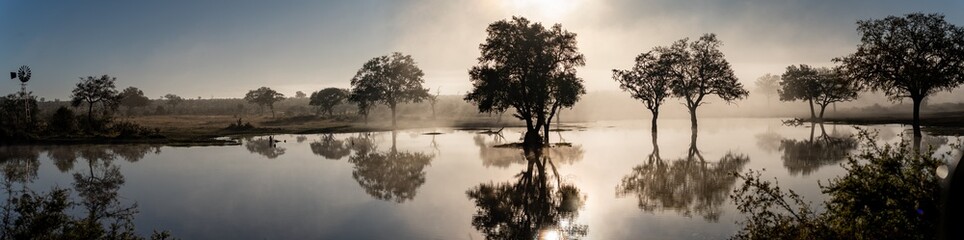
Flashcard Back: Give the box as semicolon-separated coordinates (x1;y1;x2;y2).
309;133;351;160
244;137;286;159
779;123;858;175
467;145;588;240
474;133;584;168
0;144;171;239
617;131;749;222
348;131;434;203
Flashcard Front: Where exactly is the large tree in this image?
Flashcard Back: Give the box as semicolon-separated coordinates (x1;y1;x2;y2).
779;64;821;120
349;52;430;128
309;88;349;116
244;87;285;118
163;94;184;114
465;16;586;146
71;75;119;124
613;48;675;133
836;13;964;139
754;74;780;107
664;34;748;129
118;87;150;115
812;68;861;120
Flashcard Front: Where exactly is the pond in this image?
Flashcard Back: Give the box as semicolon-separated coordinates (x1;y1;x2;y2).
1;118;960;239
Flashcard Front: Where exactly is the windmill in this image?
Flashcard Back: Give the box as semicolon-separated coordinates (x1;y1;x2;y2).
15;65;32;122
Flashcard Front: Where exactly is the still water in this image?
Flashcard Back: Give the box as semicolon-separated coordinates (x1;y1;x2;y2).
1;118;959;239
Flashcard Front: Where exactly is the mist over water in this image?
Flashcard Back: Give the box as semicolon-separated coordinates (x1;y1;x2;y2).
3;118;958;239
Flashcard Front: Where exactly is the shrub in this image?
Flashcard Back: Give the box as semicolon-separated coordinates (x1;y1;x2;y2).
49;106;78;134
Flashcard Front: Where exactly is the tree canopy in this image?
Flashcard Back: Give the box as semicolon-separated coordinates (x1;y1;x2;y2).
835;12;964;138
780;65;861;121
663;34;748;129
244;87;285;118
71;75;119;124
613;47;676;133
754;74;780;106
349;52;430;128
464;16;586;146
118;87;150;114
309;88;349;116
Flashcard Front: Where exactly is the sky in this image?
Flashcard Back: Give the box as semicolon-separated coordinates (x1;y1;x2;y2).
2;0;963;100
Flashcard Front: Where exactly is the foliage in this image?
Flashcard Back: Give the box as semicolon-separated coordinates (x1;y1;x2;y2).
71;75;119;125
0;93;39;139
731;130;945;240
779;65;860;120
613;47;675;131
49;106;78;134
347;132;433;203
661;34;748;128
835;13;964;137
309;88;349;116
349;52;430;128
162;94;183;114
243;87;285;118
294;91;306;99
464;16;586;146
118;87;151;114
754;74;780;104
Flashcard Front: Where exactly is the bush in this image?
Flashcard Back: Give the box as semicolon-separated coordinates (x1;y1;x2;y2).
111;121;157;138
731;130;945;240
49;106;78;134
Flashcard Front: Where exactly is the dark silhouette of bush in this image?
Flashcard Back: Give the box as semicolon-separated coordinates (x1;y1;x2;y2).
49;106;78;134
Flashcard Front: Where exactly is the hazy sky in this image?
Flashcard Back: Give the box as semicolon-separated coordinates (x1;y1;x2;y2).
2;0;962;99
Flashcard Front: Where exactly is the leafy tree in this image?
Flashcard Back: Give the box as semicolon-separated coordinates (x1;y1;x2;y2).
780;65;861;121
118;87;150;115
49;106;78;134
349;52;430;128
244;87;285;118
835;13;964;139
71;75;119;125
754;74;780;107
294;91;306;99
465;16;586;146
613;48;675;133
665;34;748;129
779;65;821;120
162;94;183;114
309;88;348;116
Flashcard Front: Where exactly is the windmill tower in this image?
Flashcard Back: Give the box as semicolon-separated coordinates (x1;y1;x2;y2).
16;65;32;122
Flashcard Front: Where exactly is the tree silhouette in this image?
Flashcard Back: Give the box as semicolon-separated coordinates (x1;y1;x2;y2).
616;132;749;221
349;52;430;128
163;94;184;114
466;147;587;240
347;131;433;203
465;16;586;146
294;91;307;99
613;48;675;133
664;34;748;129
309;88;348;117
71;75;119;125
754;74;780;107
835;13;964;139
118;87;150;116
244;87;285;118
780;65;860;121
309;134;351;160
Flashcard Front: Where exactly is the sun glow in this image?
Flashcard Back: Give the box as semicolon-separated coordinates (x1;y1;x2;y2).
540;228;561;240
504;0;579;20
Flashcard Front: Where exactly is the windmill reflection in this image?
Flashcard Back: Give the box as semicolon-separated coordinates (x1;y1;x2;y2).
467;146;587;240
617;131;749;222
779;123;858;175
347;131;434;203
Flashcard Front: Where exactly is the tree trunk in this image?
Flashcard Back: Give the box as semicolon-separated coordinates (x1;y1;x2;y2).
87;102;94;126
818;104;827;122
391;106;397;129
913;97;923;152
651;110;659;134
688;106;698;130
270;105;276;118
808;98;815;121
